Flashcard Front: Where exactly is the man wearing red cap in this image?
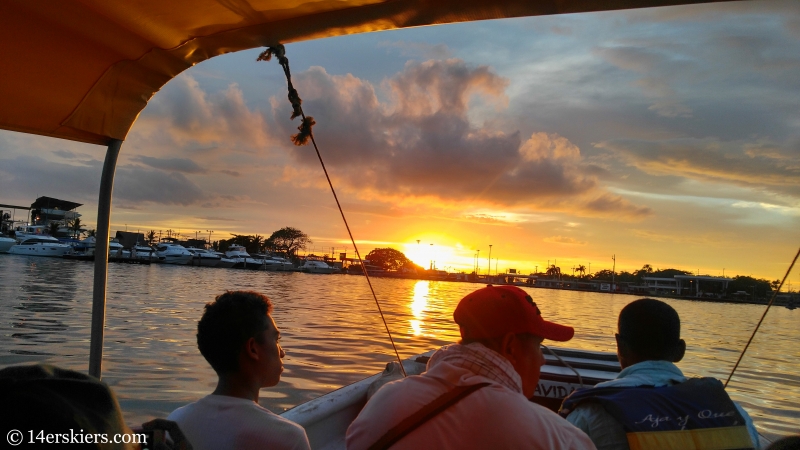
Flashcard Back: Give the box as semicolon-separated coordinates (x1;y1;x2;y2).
346;285;596;450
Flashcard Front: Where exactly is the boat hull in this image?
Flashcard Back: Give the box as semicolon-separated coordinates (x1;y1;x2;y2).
0;238;15;253
216;259;237;268
190;256;221;267
9;243;71;257
302;267;340;274
157;254;193;265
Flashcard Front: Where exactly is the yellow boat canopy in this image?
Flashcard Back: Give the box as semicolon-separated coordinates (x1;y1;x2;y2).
0;0;730;146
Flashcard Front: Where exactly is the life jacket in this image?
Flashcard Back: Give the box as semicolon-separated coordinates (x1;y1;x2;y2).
559;378;754;450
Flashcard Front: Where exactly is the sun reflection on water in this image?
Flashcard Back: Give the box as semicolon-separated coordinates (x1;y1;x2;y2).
409;281;429;336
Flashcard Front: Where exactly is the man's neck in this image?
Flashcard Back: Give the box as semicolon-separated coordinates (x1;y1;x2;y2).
212;373;260;402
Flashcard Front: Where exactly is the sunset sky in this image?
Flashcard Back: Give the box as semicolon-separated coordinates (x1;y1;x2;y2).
1;1;799;280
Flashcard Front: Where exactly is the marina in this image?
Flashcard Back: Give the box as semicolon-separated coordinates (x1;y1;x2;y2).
0;254;797;441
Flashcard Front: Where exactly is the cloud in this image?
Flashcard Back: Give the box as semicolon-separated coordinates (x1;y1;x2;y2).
0;155;101;204
597;137;800;197
130;75;272;153
113;166;205;206
270;60;649;219
594;47;693;118
0;155;207;207
543;235;587;245
132;156;207;174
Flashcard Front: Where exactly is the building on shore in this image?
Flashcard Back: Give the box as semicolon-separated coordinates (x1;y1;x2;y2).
641;275;732;298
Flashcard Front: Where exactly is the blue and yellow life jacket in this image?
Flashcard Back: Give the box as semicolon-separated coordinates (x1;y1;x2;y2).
559;378;754;450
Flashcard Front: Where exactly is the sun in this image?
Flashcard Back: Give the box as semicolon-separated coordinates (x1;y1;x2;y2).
403;240;456;270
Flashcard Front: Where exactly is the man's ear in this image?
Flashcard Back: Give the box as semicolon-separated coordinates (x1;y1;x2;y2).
616;334;631;368
499;332;517;363
673;339;686;363
243;337;260;361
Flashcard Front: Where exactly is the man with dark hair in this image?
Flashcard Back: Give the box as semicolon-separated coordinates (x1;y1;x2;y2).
167;290;309;450
561;298;760;450
346;285;596;450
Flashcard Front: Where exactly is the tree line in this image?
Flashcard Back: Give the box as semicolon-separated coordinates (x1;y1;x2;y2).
542;263;779;297
142;226;311;257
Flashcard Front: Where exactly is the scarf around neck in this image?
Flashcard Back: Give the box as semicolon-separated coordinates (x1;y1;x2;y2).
428;342;523;394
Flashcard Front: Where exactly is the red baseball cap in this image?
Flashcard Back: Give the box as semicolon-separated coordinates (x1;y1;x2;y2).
454;285;574;341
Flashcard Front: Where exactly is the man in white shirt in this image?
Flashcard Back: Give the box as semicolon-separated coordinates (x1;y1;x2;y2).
168;290;310;450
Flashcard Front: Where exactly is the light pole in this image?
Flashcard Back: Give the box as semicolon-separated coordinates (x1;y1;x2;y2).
207;230;213;248
476;249;480;275
611;254;616;291
488;244;492;276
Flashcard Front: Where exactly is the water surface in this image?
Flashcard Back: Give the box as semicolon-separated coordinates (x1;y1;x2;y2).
0;255;797;440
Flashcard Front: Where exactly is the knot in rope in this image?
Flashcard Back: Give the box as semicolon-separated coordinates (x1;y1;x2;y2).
255;43;407;377
258;44;311;141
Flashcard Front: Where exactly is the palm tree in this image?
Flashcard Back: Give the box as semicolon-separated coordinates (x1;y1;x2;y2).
576;265;586;277
48;221;60;237
146;230;157;245
69;218;83;238
545;264;561;278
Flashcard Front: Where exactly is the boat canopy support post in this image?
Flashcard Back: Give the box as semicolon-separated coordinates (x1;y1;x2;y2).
89;138;123;379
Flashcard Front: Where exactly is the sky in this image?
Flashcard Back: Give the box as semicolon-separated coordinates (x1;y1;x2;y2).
1;0;799;280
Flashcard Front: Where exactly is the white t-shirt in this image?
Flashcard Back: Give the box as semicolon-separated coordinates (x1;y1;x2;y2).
167;394;310;450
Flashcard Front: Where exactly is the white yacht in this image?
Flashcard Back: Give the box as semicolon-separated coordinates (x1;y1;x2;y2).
154;242;193;265
213;252;237;268
9;236;71;257
224;244;265;269
263;255;296;271
300;257;340;274
72;236;128;257
108;240;131;259
131;244;157;261
0;235;16;253
12;225;49;242
186;247;221;267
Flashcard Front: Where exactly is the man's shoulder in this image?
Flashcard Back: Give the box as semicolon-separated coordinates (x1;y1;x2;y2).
167;395;309;450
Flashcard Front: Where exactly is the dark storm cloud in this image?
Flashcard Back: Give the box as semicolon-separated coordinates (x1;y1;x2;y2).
270;60;649;218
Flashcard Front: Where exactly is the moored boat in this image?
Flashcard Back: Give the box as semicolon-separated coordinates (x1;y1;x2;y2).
9;236;71;257
186;247;222;267
213;251;238;268
300;256;340;274
12;225;49;243
154;242;193;265
225;244;266;269
256;253;296;271
0;235;15;253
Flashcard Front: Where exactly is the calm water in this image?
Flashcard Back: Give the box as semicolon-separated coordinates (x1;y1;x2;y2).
0;255;797;440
